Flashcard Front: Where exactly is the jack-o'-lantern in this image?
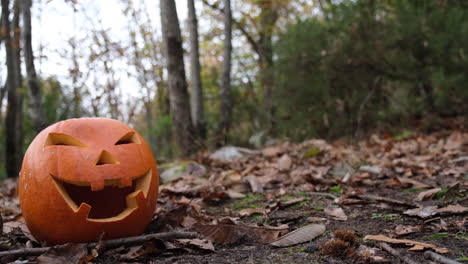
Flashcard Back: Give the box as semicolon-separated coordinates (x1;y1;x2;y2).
18;118;159;245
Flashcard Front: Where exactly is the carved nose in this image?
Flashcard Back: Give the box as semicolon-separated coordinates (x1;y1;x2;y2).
95;150;120;165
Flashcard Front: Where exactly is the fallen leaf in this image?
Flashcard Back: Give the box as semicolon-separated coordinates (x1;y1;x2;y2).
238;208;268;217
269;224;325;247
444;131;464;150
196;223;288;244
3;219;36;241
37;243;88;264
404;204;468;218
436;204;468;214
245;174;264;193
396;177;431;188
356;194;414;208
306;216;327;222
359;165;382;174
324;206;347;221
404;206;438;218
364;234;449;253
120;241;165;259
414;188;441;202
226;188;246;199
392;225;424;237
177;238;215;252
262;146;282;157
276;197;306;209
278;154;292;171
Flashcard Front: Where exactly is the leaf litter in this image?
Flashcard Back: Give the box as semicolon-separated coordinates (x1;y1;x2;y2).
0;129;467;263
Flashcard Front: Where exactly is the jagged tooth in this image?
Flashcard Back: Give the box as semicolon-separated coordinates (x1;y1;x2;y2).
77;203;91;215
91;180;105;191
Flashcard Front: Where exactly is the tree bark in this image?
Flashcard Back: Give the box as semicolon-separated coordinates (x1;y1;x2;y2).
187;0;205;141
22;0;47;132
160;0;196;156
201;0;278;134
3;0;23;177
218;0;232;144
258;0;278;134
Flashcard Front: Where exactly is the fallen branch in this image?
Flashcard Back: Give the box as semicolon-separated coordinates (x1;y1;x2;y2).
0;231;198;258
424;251;462;264
379;242;420;264
357;194;414;208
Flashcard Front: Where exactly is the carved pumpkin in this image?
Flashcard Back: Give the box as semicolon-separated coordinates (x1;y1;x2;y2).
18;118;159;245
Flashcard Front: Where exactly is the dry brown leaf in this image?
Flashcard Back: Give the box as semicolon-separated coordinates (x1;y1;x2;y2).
269;224;325;247
444;131;464;150
436;204;468;214
238;207;268;217
404;204;468;218
324;206;347;221
392;225;424;237
262;146;282;157
245;174;264;193
396;177;431;188
196;224;288;244
226;189;246;199
414;188;441;202
278;154;292;171
120;241;165;260
306;216;328;222
364;234;449;253
404;206;438;218
356;194;414;208
37;243;89;264
277;197;306;209
176;238;215;252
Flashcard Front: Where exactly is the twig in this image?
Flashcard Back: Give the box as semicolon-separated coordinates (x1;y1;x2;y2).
357;194;414;208
424;251;462;264
87;231;198;249
379;242;420;264
0;231;198;258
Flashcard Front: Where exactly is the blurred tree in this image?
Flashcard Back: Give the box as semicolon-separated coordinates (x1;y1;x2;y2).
2;0;24;177
160;0;196;156
22;0;47;132
187;0;206;142
218;0;232;144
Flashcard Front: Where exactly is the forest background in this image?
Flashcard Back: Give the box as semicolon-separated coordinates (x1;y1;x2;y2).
0;0;467;179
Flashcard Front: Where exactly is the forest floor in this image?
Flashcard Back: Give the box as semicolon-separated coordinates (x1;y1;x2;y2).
0;121;467;263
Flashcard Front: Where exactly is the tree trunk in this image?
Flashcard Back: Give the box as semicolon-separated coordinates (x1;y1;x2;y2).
219;0;232;144
160;0;196;156
3;0;23;177
258;0;278;134
187;0;205;141
22;0;47;132
69;37;81;117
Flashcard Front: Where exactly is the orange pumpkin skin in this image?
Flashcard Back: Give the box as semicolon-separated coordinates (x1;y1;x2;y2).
18;118;159;245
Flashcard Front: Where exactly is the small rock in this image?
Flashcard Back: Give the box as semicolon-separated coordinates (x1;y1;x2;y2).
210;146;258;162
159;161;206;183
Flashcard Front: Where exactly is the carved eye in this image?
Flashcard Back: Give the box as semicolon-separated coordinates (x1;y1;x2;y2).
45;133;88;147
115;131;141;145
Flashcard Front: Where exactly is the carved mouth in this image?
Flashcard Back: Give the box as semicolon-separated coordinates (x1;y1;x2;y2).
51;170;152;221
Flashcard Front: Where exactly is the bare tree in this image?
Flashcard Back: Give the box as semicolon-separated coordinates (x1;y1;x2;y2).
218;0;232;144
22;0;47;132
202;0;279;133
2;0;24;177
187;0;205;141
258;0;278;133
160;0;196;156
